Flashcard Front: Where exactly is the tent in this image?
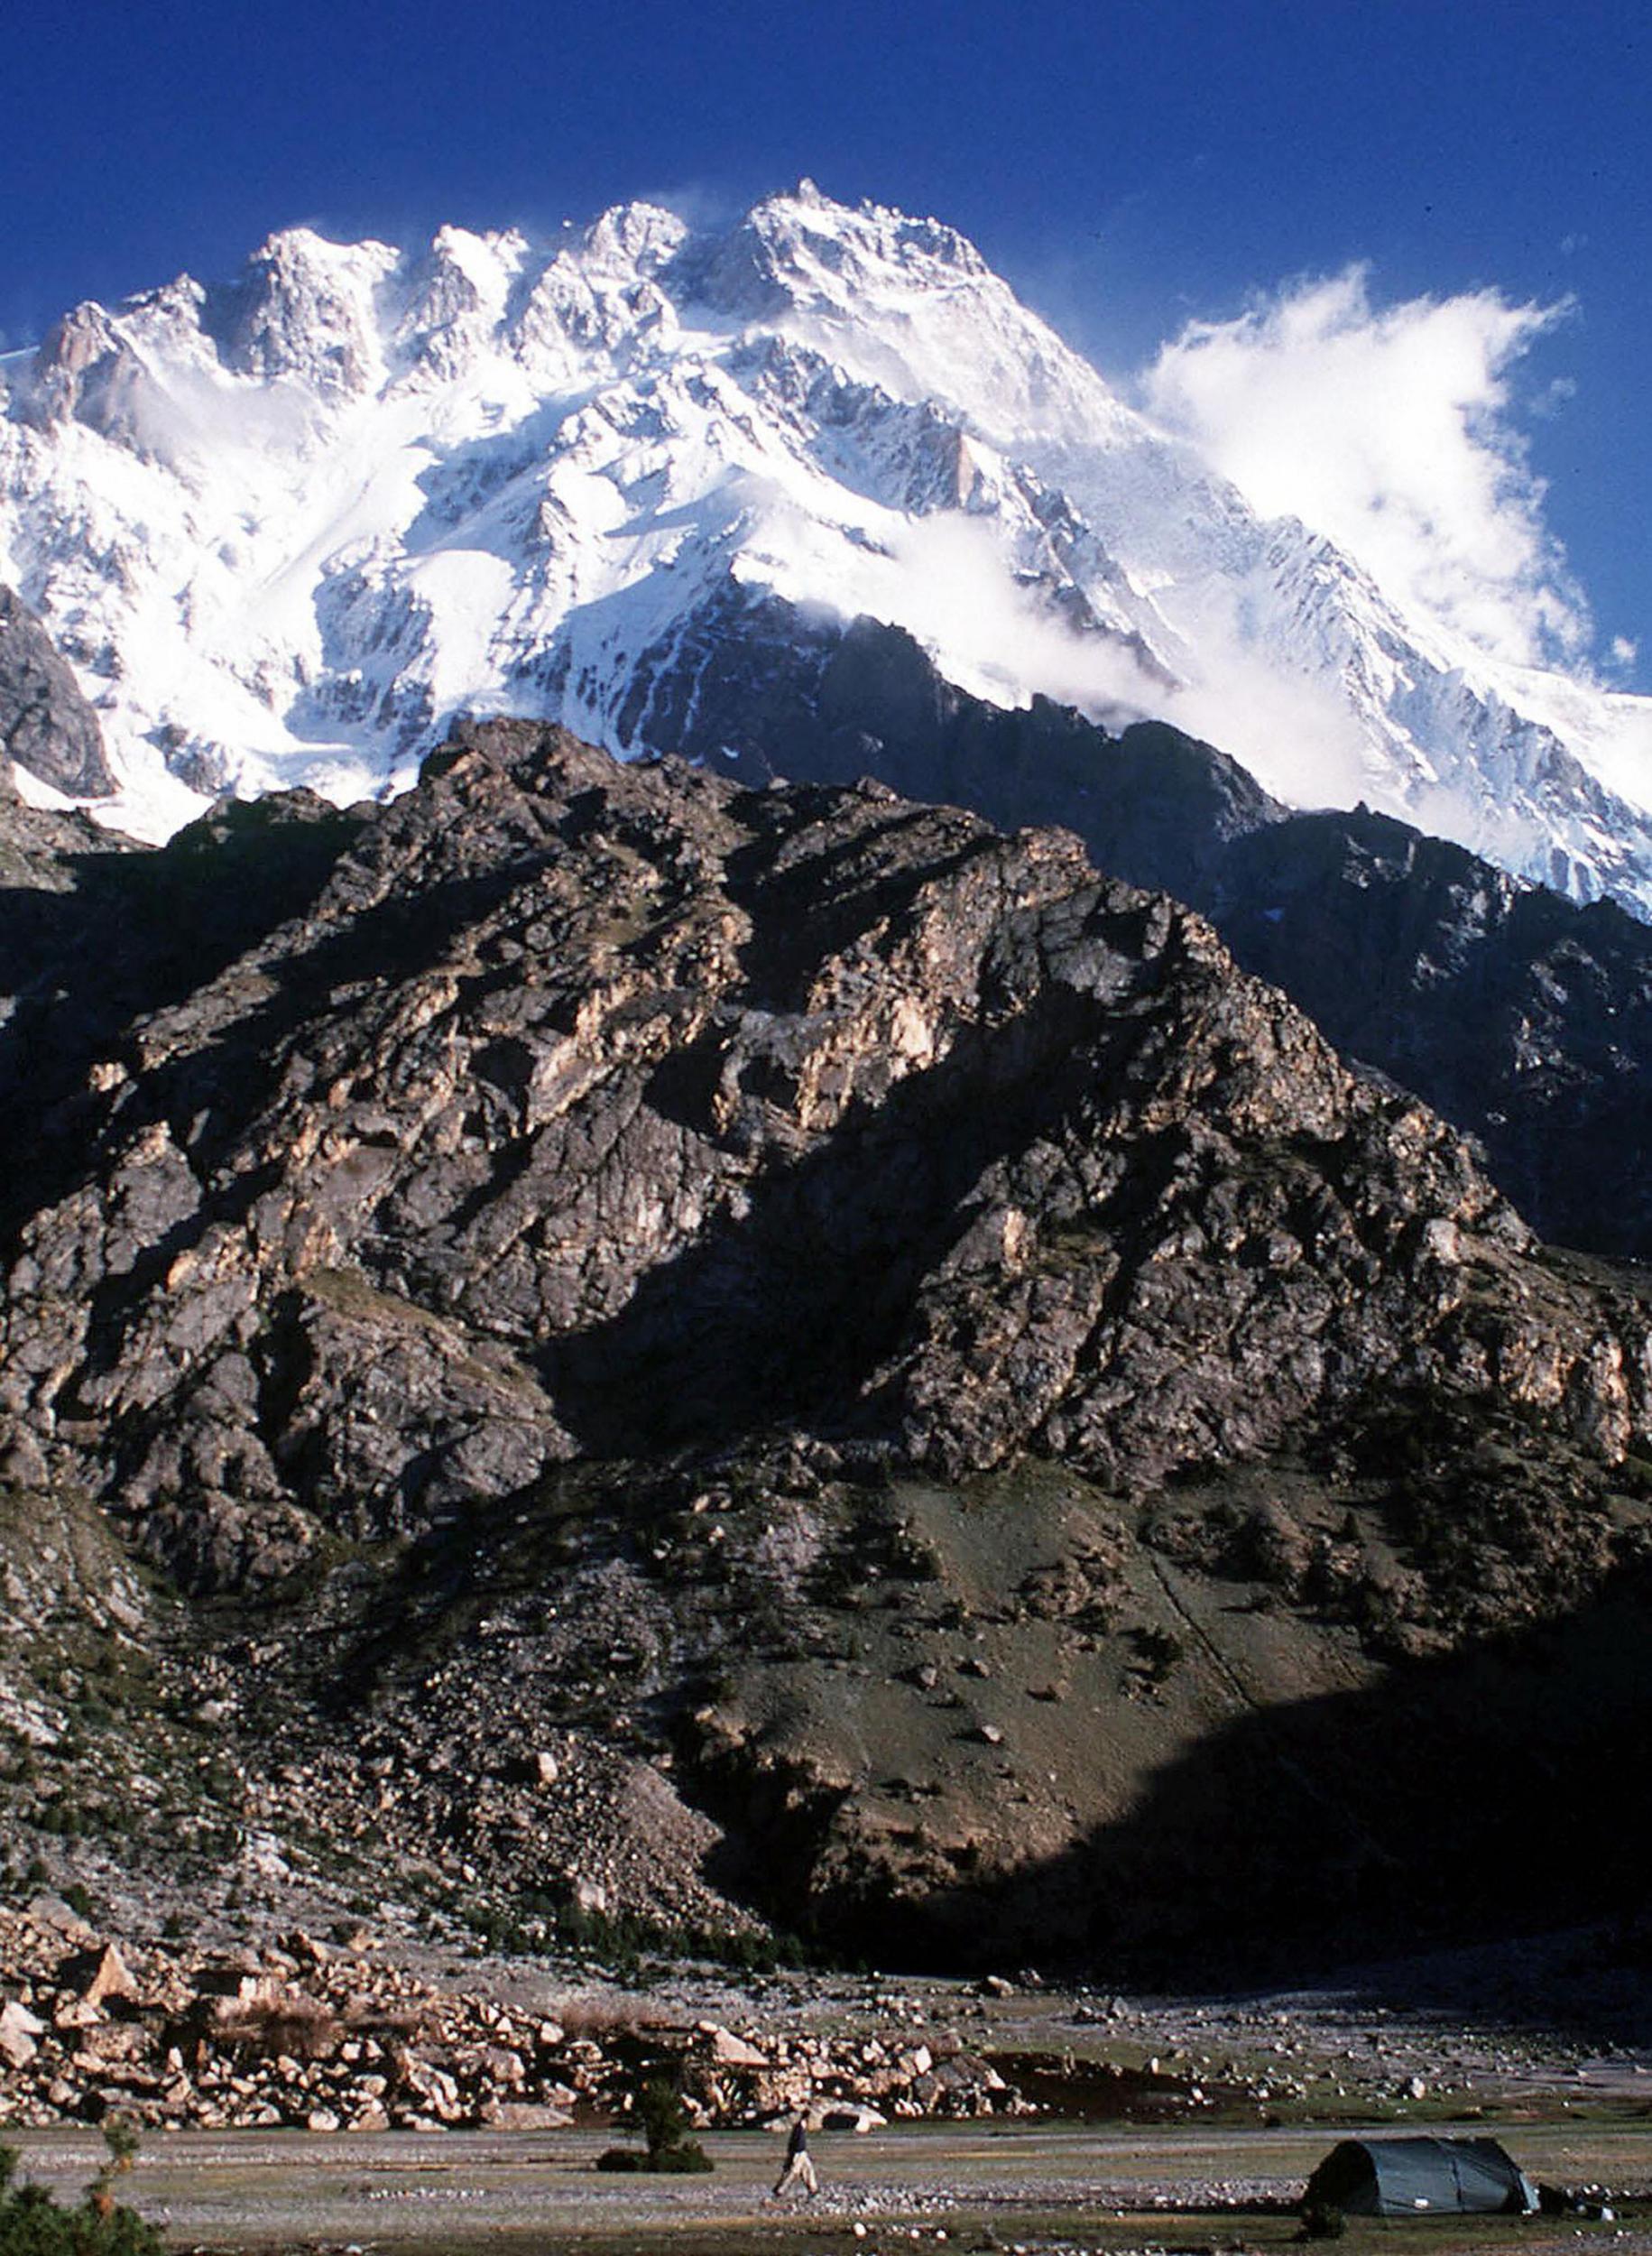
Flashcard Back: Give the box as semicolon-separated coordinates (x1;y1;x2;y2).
1304;2137;1538;2218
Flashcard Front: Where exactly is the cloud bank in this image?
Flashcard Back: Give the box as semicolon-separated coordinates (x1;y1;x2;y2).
1141;265;1587;671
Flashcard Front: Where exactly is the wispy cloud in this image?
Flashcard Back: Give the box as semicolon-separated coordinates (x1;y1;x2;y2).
1140;265;1587;670
877;514;1375;811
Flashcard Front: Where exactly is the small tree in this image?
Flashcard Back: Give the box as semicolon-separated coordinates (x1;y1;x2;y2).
595;2067;713;2176
636;2077;688;2161
88;2119;141;2225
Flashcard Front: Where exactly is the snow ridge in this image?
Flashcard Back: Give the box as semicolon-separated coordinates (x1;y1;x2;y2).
2;183;1649;911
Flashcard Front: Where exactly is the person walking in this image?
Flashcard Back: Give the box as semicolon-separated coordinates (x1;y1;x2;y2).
772;2115;818;2198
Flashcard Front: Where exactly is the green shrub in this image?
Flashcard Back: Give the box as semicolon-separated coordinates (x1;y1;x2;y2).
594;2074;713;2175
0;2122;164;2255
594;2141;712;2175
637;2076;688;2159
643;2142;713;2173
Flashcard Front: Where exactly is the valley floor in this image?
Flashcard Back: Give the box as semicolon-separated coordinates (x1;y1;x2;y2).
6;2117;1652;2255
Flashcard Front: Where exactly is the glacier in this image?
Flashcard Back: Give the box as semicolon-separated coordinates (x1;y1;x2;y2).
2;179;1650;911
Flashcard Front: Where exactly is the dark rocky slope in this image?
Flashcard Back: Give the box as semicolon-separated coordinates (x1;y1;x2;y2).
628;595;1652;1261
1207;809;1652;1260
2;722;1650;1976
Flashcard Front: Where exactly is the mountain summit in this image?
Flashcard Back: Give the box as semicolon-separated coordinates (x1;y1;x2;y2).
3;185;1650;910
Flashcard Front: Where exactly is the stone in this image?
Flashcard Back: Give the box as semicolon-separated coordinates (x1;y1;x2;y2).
78;1943;140;2010
699;2023;770;2069
0;1998;45;2067
820;2103;886;2131
26;1898;97;1940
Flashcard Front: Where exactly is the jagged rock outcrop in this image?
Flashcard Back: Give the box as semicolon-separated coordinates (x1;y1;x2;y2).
4;718;1646;1580
639;601;1652;1260
0;587;114;799
2;720;1650;1971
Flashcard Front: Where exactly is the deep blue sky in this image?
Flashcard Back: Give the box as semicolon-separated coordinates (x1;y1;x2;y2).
4;0;1647;683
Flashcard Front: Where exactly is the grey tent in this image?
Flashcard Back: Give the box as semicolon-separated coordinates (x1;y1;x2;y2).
1305;2137;1538;2218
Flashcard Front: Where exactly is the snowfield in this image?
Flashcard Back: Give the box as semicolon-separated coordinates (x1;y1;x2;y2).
3;180;1651;909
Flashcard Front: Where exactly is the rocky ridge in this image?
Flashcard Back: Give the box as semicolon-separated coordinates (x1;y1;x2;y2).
5;719;1647;1573
633;601;1652;1260
1;720;1650;1976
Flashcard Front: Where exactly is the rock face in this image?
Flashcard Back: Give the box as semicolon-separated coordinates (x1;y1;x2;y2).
4;717;1638;1568
617;589;1278;913
2;720;1650;1971
1205;808;1652;1262
0;587;114;799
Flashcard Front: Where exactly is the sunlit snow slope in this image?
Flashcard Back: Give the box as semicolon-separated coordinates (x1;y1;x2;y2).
3;182;1650;909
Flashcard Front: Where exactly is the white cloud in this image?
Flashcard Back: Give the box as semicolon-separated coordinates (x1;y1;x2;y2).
876;516;1375;812
1165;616;1376;810
881;511;1167;719
1140;266;1587;670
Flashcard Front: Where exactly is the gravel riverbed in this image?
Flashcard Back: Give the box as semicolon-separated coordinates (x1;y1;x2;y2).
7;2122;1652;2255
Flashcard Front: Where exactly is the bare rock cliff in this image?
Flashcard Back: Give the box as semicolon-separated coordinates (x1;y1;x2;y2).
5;720;1644;1576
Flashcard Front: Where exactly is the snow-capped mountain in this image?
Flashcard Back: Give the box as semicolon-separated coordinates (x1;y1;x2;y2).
3;180;1650;911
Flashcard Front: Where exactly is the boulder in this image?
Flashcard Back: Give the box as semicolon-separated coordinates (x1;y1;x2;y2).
78;1942;141;2010
819;2103;887;2132
0;1997;45;2067
699;2021;770;2069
